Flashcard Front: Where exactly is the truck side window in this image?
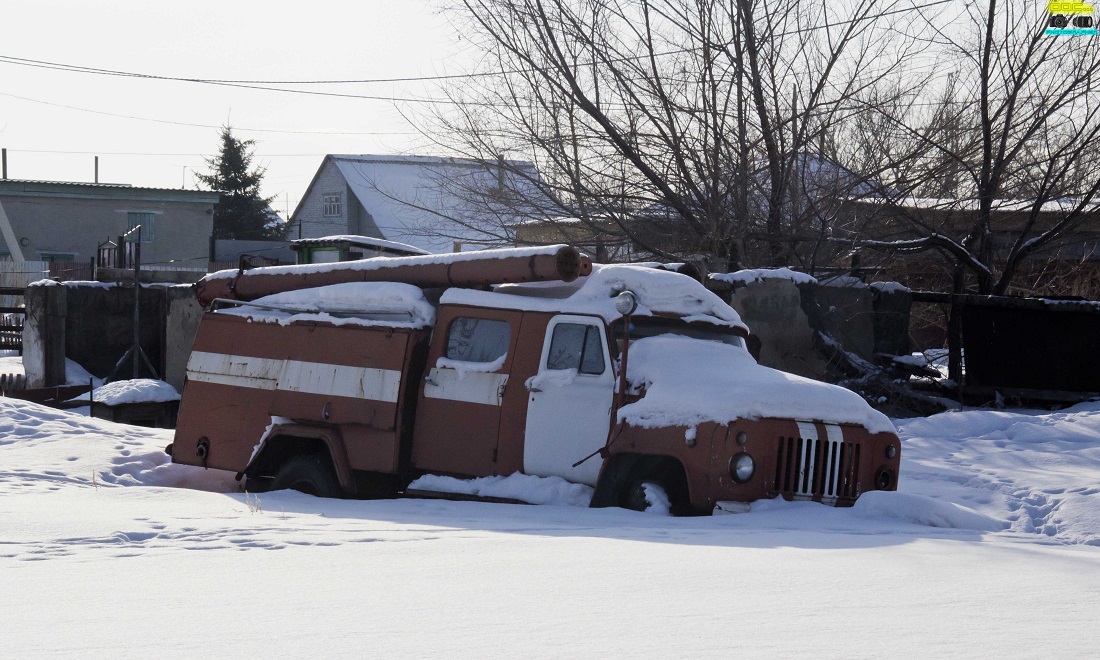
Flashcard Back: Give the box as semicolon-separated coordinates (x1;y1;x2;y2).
446;317;511;363
547;323;605;375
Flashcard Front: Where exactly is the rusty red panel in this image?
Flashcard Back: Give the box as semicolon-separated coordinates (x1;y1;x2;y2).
495;311;552;475
173;312;425;476
410;305;527;477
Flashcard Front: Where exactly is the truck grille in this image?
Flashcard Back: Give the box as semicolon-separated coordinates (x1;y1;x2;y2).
774;435;861;504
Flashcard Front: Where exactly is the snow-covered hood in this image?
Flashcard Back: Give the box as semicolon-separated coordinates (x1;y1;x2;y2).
618;335;896;435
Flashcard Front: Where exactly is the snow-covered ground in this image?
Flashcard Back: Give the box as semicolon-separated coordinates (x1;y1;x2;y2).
2;398;1099;657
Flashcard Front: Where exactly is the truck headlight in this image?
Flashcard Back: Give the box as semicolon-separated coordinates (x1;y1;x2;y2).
730;452;755;483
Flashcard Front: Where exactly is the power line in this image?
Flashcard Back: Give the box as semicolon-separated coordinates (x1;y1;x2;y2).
0;54;486;85
7;148;332;157
0;93;417;135
0;0;958;102
0;57;460;105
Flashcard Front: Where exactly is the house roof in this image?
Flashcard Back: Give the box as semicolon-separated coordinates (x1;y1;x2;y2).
0;178;221;203
854;195;1100;214
292;154;552;254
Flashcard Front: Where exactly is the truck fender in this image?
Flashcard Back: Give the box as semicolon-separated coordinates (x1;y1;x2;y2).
591;452;695;513
244;423;357;496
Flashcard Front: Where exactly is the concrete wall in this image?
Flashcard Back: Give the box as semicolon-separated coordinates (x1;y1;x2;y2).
726;278;830;380
164;291;204;391
23;282;202;390
719;275;911;381
0;185;215;269
22;283;66;388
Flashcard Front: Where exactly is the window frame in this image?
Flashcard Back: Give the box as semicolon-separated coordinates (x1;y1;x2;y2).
322;193;342;217
39;251;77;263
541;316;610;377
545;322;607;375
126;211;155;243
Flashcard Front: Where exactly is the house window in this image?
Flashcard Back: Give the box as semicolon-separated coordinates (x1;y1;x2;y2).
446;317;511;363
127;212;155;242
323;194;342;217
40;252;76;263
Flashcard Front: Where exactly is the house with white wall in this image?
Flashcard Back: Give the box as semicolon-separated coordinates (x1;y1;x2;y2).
288;155;554;254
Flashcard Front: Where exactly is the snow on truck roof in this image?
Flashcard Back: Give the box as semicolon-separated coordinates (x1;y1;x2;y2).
445;264;749;331
219;282;437;329
218;263;745;332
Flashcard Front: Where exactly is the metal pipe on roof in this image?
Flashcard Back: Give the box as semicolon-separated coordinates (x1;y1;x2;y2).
196;245;592;306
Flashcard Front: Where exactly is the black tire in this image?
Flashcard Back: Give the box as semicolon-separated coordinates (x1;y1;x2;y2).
623;480;672;514
270;454;343;498
244;474;274;494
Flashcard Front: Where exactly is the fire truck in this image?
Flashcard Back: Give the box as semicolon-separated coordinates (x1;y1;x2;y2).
167;245;900;514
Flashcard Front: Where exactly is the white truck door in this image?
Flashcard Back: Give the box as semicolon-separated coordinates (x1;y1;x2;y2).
523;315;614;486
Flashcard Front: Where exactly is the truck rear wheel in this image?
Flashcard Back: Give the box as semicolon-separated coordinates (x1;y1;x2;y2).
270;455;343;498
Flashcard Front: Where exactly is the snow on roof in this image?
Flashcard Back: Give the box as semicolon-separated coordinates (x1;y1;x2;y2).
869;281;910;294
619;335;895;434
88;379;180;406
857;195;1100;213
320;155;551;254
445;264;748;331
204;244;574;281
290;235;430;255
220;282;436;329
711;268;818;286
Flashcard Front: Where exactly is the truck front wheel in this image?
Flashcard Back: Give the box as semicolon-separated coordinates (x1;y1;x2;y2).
624;480;672;514
270;455;343;498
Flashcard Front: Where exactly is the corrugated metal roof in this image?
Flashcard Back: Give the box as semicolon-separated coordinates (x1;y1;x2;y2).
0;178;221;202
0;178;133;188
0;178;220;194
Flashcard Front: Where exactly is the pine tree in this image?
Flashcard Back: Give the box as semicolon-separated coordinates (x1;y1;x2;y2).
195;126;285;240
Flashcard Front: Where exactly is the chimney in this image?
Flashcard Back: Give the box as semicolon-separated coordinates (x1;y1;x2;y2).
95;156;99;183
2;148;7;179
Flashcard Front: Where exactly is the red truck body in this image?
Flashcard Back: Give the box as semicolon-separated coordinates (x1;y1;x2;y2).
169;245;900;513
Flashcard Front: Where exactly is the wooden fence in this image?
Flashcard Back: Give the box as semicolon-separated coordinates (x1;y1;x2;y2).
0;287;25;354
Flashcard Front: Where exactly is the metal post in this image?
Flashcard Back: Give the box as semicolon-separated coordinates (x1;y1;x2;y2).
2;148;6;179
133;226;141;379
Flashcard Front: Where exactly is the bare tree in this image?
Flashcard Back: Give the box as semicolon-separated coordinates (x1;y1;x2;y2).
844;0;1100;295
425;0;928;269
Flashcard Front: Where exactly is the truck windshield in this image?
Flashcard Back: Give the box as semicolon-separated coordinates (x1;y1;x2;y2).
609;316;745;354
